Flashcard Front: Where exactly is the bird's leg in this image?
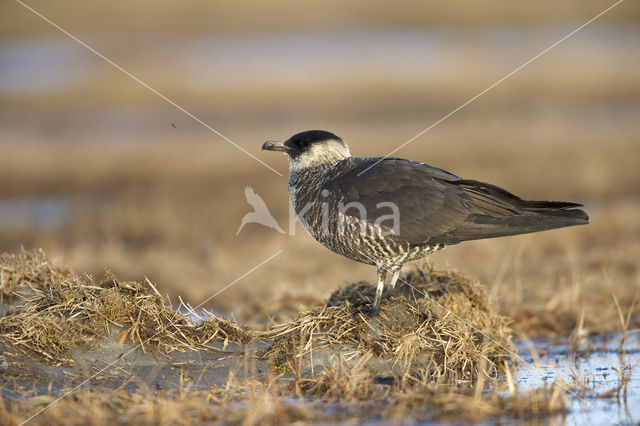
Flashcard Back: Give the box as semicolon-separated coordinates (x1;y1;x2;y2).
363;266;387;316
383;267;401;300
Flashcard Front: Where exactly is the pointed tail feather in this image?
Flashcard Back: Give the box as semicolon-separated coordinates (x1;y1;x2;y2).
440;205;588;244
519;199;585;210
430;179;589;245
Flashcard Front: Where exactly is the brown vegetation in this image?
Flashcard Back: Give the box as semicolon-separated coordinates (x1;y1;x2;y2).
2;1;639;423
0;250;511;376
0;251;573;425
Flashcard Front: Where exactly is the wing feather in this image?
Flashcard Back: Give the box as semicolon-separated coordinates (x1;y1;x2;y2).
323;158;587;245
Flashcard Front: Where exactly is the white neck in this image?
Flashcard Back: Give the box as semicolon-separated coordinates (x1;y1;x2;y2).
288;139;351;172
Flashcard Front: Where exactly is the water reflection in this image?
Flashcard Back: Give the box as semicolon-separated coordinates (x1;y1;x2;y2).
1;25;637;95
516;335;640;425
0;196;70;229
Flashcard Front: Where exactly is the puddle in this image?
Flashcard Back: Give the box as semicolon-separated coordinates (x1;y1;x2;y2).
515;334;640;425
0;196;71;230
173;305;220;324
2;329;639;424
1;25;638;95
2;25;638;144
0;39;94;95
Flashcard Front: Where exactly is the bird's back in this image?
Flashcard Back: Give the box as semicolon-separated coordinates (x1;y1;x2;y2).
291;157;588;250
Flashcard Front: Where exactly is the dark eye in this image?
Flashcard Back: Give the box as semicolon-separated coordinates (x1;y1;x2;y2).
294;139;308;150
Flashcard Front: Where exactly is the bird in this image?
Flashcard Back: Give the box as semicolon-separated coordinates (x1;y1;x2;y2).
262;130;588;314
236;186;285;235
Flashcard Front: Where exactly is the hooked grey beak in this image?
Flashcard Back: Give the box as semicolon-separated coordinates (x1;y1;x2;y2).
262;140;291;153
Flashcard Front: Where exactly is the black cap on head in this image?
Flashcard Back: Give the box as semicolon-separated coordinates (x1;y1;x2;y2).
262;130;346;161
284;130;342;157
288;130;341;146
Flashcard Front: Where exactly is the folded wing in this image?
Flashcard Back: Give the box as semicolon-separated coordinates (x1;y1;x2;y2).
323;158;588;245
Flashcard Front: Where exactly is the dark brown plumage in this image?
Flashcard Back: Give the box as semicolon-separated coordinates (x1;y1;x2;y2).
263;130;588;314
324;158;588;246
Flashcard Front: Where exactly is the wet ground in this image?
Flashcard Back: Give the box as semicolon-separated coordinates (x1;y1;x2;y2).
2;3;639;424
0;196;71;230
515;334;640;425
2;25;638;95
2;297;638;426
2;24;639;147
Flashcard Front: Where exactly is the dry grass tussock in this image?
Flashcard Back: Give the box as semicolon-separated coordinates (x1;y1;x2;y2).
265;266;513;380
0;250;575;424
0;250;512;379
0;249;251;365
0;381;568;426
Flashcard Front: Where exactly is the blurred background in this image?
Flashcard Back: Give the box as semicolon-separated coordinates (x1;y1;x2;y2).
1;0;639;327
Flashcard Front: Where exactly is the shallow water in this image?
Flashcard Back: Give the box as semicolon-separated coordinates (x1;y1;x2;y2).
1;25;637;95
0;196;71;230
2;319;639;425
2;24;638;147
515;334;640;425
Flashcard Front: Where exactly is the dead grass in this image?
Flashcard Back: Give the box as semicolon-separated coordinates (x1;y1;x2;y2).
0;249;564;425
0;378;568;426
0;250;252;365
0;249;72;303
385;381;567;423
6;250;627;424
0;387;322;426
0;250;512;381
263;266;513;381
